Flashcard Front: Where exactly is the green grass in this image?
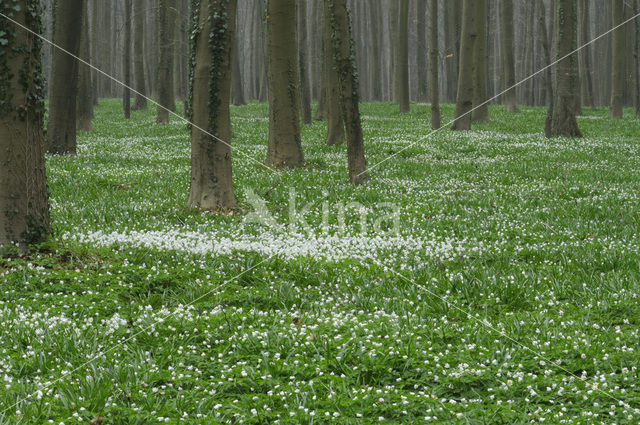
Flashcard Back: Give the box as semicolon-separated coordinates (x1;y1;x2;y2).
1;99;640;424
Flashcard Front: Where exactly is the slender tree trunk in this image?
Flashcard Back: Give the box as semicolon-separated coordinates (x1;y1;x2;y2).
540;2;554;137
132;0;148;110
187;0;238;210
611;0;624;118
368;0;382;101
47;0;84;154
579;0;594;109
231;36;246;105
635;0;640;116
500;0;517;112
326;0;368;185
397;0;410;113
452;0;476;131
471;0;489;121
90;0;99;105
429;0;440;129
550;0;582;137
0;0;50;247
416;0;427;102
323;0;345;145
265;0;304;167
298;0;312;124
77;5;94;131
314;0;328;120
123;0;132;118
156;0;176;124
388;0;400;102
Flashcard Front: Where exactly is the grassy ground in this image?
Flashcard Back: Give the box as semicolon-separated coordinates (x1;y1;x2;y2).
1;99;639;424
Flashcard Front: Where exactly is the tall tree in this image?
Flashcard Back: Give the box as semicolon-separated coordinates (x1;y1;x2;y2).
397;0;410;113
323;0;345;145
0;0;50;247
550;0;582;137
388;0;400;102
416;0;427;102
471;0;489;121
611;0;624;119
499;0;517;112
297;0;312;125
368;0;383;101
231;36;246;106
429;0;440;129
265;0;304;167
452;0;476;131
187;0;238;210
326;0;368;184
76;4;94;131
132;0;148;110
540;1;554;137
123;0;132;118
579;0;594;109
156;0;176;124
90;0;99;105
47;0;84;154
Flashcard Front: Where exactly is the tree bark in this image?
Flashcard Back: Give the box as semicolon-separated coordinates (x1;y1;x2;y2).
265;0;304;168
47;0;84;154
471;0;489;121
499;0;517;112
540;2;554;137
0;0;50;247
132;0;148;110
416;0;427;102
187;0;238;210
156;0;176;124
77;4;94;131
388;0;400;102
397;0;410;113
611;0;624;119
635;0;640;116
326;0;369;185
452;0;476;131
579;0;594;109
550;0;582;137
429;0;440;129
123;0;132;119
90;0;99;105
297;0;312;124
231;36;246;106
323;0;345;145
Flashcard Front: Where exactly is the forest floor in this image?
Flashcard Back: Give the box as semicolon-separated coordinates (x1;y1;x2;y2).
1;100;640;424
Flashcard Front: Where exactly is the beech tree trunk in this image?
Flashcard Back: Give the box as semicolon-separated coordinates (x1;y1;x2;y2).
452;0;476;131
0;0;50;247
429;0;440;130
47;0;84;154
611;0;624;119
132;0;148;110
500;0;517;112
297;0;312;124
156;0;176;124
187;0;238;210
397;0;410;113
231;36;246;106
579;0;594;109
265;0;304;168
123;0;132;119
471;0;489;122
77;5;94;131
323;0;345;145
416;0;427;102
550;0;582;137
326;0;369;185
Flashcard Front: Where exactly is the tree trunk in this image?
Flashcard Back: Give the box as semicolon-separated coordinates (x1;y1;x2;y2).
0;0;50;247
471;0;489;121
123;0;132;118
313;0;327;120
77;5;94;131
452;0;476;131
187;0;238;210
550;0;582;137
231;36;246;106
297;0;312;124
132;0;148;110
611;0;624;118
388;0;400;102
416;0;427;102
540;2;554;137
323;0;345;145
47;0;84;154
90;0;99;105
265;0;304;168
429;0;440;129
326;0;369;185
397;0;410;113
579;0;594;109
156;0;176;124
368;0;383;101
499;0;517;112
635;0;640;116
